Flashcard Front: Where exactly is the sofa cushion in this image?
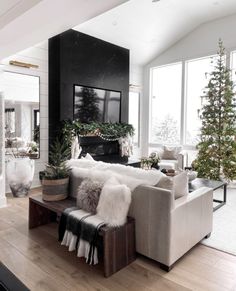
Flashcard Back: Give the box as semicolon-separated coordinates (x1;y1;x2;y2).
96;177;131;227
77;178;103;213
161;146;182;160
156;172;188;199
173;172;188;199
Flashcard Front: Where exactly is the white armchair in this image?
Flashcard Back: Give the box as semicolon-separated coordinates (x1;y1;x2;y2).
151;146;188;170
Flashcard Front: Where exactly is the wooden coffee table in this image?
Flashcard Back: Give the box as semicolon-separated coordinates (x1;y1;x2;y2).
189;178;227;211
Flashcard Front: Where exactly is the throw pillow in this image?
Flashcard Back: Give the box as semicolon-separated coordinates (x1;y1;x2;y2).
96;177;132;227
77;178;103;213
173;171;188;199
161;146;182;160
156;172;188;199
156;174;173;191
84;153;94;160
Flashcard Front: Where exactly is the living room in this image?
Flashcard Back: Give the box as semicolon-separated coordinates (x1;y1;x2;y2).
0;0;236;290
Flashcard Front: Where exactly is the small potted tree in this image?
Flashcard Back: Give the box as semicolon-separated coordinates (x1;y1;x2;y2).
42;139;71;201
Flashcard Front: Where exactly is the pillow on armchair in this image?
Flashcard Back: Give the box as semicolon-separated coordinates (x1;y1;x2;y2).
156;172;188;199
161;146;182;160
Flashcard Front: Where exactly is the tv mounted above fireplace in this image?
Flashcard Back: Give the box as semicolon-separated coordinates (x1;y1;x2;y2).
73;84;121;123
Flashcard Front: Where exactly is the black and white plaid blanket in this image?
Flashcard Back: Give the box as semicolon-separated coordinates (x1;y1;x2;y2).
58;207;105;265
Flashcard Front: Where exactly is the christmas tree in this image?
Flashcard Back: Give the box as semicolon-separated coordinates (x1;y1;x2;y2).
75;87;101;122
195;40;236;181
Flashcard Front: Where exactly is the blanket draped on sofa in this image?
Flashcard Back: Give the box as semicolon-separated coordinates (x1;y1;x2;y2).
59;207;105;265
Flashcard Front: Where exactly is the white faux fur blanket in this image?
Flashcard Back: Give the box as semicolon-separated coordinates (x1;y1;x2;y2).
67;159;163;191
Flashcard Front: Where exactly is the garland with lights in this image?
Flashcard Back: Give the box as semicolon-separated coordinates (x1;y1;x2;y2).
61;120;135;157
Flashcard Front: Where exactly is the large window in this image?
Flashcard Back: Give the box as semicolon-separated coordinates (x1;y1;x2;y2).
231;50;236;82
150;63;182;144
185;56;215;145
129;91;140;145
149;55;219;148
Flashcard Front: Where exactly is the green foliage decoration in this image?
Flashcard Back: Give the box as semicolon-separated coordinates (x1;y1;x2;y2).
61;120;134;142
44;138;71;180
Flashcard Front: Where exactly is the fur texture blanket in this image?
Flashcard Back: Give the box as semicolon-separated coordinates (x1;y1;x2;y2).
67;159;163;191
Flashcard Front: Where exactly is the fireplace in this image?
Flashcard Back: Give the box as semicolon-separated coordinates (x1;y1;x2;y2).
79;136;128;163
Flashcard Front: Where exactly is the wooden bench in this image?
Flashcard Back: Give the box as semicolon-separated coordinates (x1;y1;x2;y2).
29;195;136;277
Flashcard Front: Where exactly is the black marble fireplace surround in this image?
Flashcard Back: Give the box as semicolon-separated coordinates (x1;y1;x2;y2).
79;136;128;163
49;29;130;162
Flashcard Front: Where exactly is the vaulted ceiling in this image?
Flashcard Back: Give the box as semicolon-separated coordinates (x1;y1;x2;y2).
0;0;127;60
75;0;236;66
0;0;42;30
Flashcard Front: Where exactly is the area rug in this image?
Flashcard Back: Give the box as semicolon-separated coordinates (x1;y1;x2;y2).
201;184;236;256
0;262;29;291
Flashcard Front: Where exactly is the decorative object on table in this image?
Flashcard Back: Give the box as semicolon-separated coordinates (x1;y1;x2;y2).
185;169;198;181
166;169;176;177
42;138;71;201
141;157;153;170
149;152;160;169
195;40;236;181
61;120;135;158
141;152;160;170
6;157;35;197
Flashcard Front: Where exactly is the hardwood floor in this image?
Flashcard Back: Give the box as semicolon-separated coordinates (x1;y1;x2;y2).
1;188;236;291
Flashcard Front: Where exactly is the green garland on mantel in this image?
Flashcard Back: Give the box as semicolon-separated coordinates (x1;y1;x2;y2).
62;120;135;144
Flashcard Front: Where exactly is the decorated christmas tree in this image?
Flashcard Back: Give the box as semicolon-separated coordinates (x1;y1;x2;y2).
195;40;236;181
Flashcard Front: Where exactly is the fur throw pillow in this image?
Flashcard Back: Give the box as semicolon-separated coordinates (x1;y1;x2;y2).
77;179;103;213
96;177;132;227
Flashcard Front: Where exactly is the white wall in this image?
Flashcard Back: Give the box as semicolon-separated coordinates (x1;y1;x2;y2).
129;64;143;158
1;41;48;190
142;13;236;156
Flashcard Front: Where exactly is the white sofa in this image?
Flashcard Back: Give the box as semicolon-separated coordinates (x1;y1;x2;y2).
129;185;213;270
68;159;213;271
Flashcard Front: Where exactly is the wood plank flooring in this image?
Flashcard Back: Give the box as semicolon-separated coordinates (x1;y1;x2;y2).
0;188;236;291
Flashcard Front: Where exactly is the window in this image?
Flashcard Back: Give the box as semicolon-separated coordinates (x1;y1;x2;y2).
150;63;182;144
185;56;215;145
231;50;236;82
129;91;140;145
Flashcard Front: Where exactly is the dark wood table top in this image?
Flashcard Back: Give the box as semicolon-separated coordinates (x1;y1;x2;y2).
189;178;227;192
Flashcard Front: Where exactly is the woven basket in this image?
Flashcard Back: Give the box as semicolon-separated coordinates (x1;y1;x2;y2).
42;177;69;201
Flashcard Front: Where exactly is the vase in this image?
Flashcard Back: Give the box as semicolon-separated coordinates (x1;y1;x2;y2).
6;157;35;197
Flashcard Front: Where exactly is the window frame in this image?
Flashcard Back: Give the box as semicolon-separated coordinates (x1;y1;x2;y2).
149;61;183;147
129;89;141;147
149;54;221;150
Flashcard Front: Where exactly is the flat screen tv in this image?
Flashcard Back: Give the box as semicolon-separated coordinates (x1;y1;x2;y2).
73;84;121;123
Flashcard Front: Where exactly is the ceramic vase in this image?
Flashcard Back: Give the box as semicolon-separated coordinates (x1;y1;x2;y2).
6;157;35;197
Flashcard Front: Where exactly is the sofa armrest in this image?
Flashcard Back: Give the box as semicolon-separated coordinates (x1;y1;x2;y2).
128;185;174;262
174;187;212;209
169;187;213;266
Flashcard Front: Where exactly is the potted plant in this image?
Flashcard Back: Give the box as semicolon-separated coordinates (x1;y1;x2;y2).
42;138;71;201
141;153;160;170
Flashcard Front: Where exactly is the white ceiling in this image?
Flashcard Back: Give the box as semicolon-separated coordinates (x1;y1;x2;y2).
0;0;128;60
75;0;236;66
0;0;42;30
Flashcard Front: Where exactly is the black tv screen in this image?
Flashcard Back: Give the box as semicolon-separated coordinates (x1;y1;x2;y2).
74;85;121;123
